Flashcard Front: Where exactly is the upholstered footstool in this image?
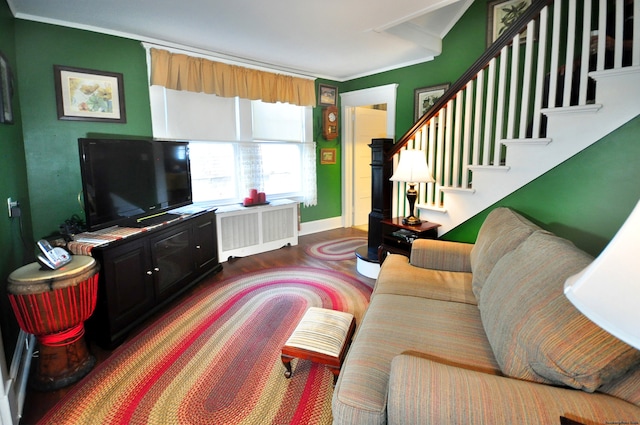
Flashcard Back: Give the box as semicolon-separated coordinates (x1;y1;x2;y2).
281;307;356;384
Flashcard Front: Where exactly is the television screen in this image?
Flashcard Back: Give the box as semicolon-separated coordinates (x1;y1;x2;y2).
78;138;192;231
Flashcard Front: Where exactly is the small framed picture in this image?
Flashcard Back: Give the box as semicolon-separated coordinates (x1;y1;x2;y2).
414;83;449;121
320;148;336;165
487;0;532;47
0;52;13;124
318;84;338;106
54;65;126;123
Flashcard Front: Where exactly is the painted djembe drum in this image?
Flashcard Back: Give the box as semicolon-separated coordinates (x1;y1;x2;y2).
7;255;100;391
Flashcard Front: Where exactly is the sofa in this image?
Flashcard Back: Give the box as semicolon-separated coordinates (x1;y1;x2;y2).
332;207;640;424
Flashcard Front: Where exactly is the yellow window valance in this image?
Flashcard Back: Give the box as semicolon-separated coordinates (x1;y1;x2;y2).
149;48;316;107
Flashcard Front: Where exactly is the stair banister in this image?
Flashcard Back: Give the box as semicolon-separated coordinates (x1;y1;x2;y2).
387;0;554;160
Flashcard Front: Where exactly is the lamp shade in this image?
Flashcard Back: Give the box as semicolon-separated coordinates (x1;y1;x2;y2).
390;150;435;183
564;199;640;349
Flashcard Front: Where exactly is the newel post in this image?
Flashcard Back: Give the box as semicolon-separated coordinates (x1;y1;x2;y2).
367;138;394;260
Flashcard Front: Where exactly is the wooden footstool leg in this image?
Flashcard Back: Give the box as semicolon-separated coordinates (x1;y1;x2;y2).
282;355;293;378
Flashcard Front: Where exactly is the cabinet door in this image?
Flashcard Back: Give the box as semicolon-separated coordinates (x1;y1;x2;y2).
151;227;194;301
101;240;155;334
193;214;218;271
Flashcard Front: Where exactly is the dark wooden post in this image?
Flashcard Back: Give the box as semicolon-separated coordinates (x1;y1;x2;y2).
366;138;394;260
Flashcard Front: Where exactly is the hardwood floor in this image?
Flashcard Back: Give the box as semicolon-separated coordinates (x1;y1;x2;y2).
20;227;374;424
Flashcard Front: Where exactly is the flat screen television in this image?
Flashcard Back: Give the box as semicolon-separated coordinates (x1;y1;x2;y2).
78;138;193;231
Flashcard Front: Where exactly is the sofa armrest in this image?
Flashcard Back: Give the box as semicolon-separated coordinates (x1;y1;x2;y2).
410;239;473;272
374;254;476;304
387;354;640;425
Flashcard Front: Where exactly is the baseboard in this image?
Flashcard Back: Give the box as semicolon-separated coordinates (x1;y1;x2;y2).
299;216;343;236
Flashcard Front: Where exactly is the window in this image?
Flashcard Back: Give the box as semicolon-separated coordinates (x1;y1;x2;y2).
149;87;317;207
189;141;305;204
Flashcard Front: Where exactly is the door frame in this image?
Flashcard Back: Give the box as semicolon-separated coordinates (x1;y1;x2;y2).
340;84;398;227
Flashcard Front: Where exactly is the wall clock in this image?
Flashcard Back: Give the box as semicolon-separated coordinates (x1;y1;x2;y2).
322;106;338;140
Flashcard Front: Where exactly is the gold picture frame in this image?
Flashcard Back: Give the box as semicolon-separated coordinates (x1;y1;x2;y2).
320;148;336;165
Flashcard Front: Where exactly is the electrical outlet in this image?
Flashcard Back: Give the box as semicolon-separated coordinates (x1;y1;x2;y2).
7;197;18;218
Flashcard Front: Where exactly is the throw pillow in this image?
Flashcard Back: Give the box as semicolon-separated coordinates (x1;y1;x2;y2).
479;231;640;392
470;207;542;300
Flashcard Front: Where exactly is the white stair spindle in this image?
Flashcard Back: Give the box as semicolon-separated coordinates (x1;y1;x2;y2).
532;7;549;137
507;34;521;140
483;58;496;166
549;0;563;107
453;92;463;188
462;81;474;189
473;70;484;166
578;0;593;105
494;46;509;166
562;0;577;107
519;21;536;138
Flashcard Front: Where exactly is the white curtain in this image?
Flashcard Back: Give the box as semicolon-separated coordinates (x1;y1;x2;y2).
302;142;317;207
238;143;264;194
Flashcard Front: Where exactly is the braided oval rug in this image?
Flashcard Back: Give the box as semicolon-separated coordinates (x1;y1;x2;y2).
39;267;372;425
305;237;367;261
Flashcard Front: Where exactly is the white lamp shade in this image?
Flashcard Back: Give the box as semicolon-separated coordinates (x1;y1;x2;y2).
390;149;435;183
564;199;640;349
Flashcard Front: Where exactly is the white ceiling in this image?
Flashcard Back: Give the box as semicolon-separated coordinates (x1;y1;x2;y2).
8;0;472;81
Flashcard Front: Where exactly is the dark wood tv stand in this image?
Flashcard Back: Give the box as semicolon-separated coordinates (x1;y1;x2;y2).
86;210;222;349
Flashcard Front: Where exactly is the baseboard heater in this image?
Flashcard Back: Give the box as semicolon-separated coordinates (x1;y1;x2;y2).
216;199;299;261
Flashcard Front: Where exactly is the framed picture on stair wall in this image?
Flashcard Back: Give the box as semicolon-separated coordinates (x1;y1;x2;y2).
487;0;532;47
414;83;449;121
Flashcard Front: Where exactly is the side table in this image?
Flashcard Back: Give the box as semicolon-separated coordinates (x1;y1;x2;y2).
379;218;440;262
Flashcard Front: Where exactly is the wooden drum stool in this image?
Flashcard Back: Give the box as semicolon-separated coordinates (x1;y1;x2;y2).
281;307;355;385
7;255;100;391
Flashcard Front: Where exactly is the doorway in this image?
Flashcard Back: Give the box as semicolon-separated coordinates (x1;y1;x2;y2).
352;106;387;228
340;84;398;229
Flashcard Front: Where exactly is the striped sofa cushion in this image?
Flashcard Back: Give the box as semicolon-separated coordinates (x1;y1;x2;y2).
332;294;499;425
479;231;640;392
387;355;640;424
469;207;543;300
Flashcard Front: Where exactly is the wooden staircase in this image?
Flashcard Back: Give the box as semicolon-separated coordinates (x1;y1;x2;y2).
383;0;639;236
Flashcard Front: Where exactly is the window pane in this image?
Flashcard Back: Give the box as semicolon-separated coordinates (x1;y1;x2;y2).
261;143;302;195
189;142;237;202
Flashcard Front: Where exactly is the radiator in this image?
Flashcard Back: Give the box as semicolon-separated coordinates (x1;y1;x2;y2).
216;199;298;261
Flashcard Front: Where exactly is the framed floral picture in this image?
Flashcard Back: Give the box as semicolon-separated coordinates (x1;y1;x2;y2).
414;83;449;121
487;0;532;47
54;65;126;123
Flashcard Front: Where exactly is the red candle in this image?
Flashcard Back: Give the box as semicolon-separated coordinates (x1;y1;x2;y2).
258;192;266;203
250;189;259;202
244;197;253;206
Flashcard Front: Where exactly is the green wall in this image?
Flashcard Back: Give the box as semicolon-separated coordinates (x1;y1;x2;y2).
443;115;640;256
15;21;153;239
300;79;343;222
0;0;30;358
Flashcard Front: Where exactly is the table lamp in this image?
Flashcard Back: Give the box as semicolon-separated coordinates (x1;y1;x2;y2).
564;199;640;349
389;149;435;225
